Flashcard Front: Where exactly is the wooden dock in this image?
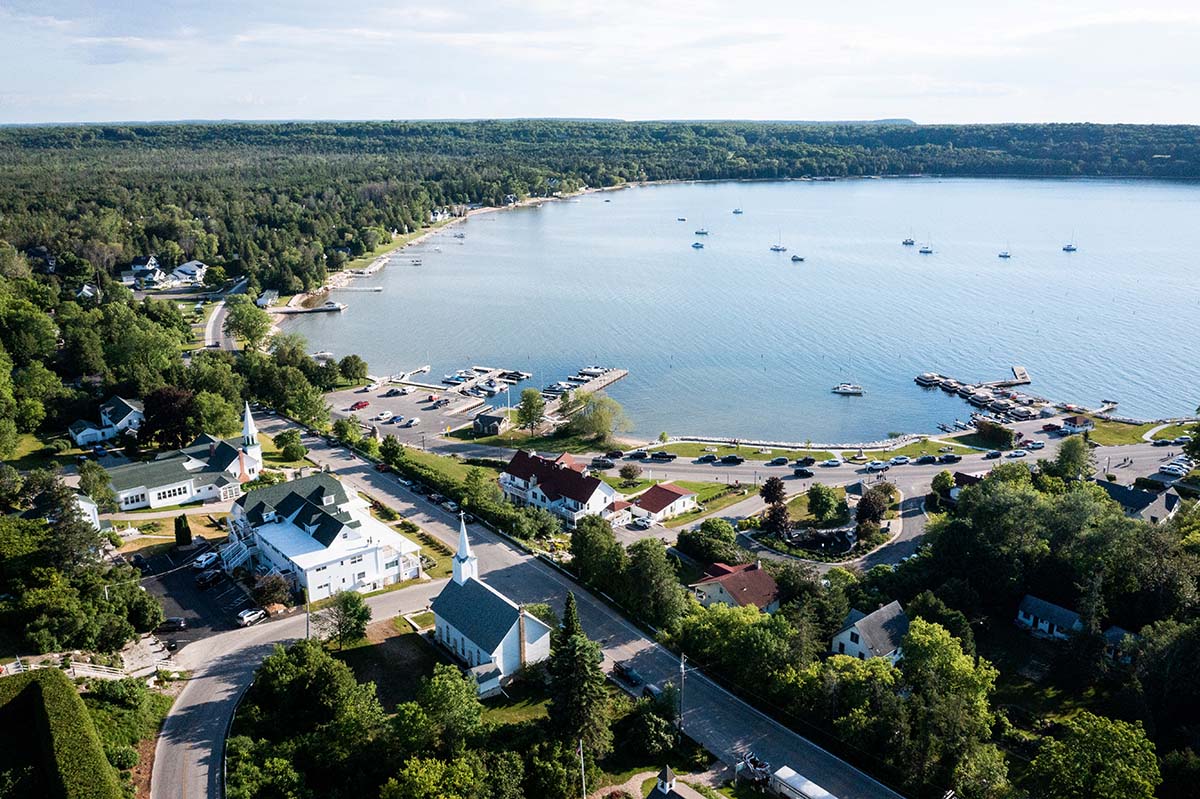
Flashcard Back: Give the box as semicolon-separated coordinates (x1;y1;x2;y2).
981;365;1032;388
546;369;628;413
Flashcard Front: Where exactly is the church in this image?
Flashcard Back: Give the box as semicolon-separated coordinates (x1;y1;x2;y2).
430;516;552;695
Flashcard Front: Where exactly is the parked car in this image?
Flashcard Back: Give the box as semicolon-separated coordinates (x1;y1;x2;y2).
156;617;187;632
462;513;477;525
697;453;718;463
1042;423;1062;433
650;451;677;461
866;460;890;472
793;467;814;478
605;450;625;460
130;553;149;572
1175;435;1194;445
630;450;649;459
591;457;615;469
613;662;645;687
795;456;817;467
376;411;393;422
92;445;108;458
915;455;937;465
938;454;962;464
632;516;653;530
642;684;663;700
1153;438;1172;447
1028;440;1045;450
820;458;842;467
720;454;745;465
350;400;370;411
442;500;459;513
768;456;790;466
1008;449;1028;458
889;455;910;466
195;569;222;589
984;450;1001;459
375;463;391;472
192;551;219;570
405;417;420;427
1159;464;1188;477
237;608;268;627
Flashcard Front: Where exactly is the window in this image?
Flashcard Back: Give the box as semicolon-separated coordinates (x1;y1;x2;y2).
356;572;366;581
350;555;363;565
315;565;327;572
849;632;860;644
837;642;845;654
385;560;398;569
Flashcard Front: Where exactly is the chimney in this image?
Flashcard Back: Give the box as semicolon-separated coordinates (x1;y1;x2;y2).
755;559;761;570
518;609;527;666
209;442;216;458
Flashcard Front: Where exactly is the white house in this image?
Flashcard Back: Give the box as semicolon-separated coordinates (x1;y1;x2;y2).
1015;594;1082;640
1094;479;1182;525
1061;415;1095;435
23;490;101;533
69;396;145;446
831;600;910;663
632;482;698;523
431;516;552;695
105;404;263;510
499;451;619;528
256;289;279;308
171;260;208;284
690;561;781;613
76;283;99;301
223;472;421;601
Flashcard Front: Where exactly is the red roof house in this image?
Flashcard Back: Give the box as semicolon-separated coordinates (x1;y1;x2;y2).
690;561;780;613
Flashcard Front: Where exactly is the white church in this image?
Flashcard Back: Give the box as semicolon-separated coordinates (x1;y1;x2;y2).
430;516;552;695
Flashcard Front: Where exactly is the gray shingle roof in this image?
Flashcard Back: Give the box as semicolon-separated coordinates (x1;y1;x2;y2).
108;434;252;493
236;473;348;527
432;578;523;654
1018;595;1081;631
840;600;910;657
101;396;143;426
1094;480;1181;522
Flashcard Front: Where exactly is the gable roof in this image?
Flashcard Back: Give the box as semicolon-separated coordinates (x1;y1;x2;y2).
636;483;696;514
503;450;605;504
1018;594;1081;631
1062;415;1092;427
236;473;349;526
691;562;780;609
839;600;910;657
100;396;143;426
1094;479;1181;521
432;578;550;653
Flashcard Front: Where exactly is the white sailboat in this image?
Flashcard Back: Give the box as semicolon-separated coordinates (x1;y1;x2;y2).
770;229;787;253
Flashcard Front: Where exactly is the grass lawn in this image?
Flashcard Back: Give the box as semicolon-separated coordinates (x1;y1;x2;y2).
841;438;972;461
599;474;655;495
338;220;455;274
786;486;848;523
1152;422;1197;441
408;611;435;629
116;536;176;557
259;431;312;469
482;679;551;725
3;432;87;471
446;426;607;455
400;447;502;484
1084;417;1160;446
665;482;753;528
653;442;835;462
334;617;451;711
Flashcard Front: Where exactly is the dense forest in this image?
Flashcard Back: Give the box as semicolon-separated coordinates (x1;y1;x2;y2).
1;120;1197;292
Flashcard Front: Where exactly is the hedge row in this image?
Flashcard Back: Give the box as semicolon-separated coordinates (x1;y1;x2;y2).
0;669;122;799
380;449;532;536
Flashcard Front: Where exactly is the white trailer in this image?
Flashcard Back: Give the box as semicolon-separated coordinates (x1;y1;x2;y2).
770;766;838;799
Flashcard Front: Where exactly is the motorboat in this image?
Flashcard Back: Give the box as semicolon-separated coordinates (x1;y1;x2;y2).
918;244;933;254
1062;243;1077;252
694;228;709;235
998;250;1011;259
677;217;687;222
831;383;864;395
692;242;704;249
940;379;961;393
791;255;805;262
902;238;915;246
914;372;941;387
732;208;743;214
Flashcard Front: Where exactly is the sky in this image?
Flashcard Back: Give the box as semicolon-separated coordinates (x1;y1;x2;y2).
2;0;1199;125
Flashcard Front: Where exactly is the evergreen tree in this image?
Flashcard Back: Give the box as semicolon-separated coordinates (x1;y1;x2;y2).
547;591;612;759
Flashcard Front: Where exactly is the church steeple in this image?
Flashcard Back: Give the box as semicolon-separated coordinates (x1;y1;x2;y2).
242;402;258;447
452;512;478;584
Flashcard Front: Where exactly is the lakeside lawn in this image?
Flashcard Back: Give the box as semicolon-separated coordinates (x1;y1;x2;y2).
400;446;503;484
336;219;456;275
1083;417;1160;446
840;438;972;461
445;424;608;455
786;485;849;523
664;481;752;528
652;441;835;462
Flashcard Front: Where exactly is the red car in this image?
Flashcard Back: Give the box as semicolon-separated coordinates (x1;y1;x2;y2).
350;400;370;411
1042;423;1061;433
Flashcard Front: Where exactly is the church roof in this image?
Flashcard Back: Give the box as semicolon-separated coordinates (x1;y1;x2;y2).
432;578;523;653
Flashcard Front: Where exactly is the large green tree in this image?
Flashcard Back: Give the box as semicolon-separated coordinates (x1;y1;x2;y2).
547;593;611;758
1028;712;1159;799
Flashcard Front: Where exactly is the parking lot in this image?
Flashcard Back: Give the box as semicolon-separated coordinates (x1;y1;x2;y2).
139;536;256;647
325;382;485;444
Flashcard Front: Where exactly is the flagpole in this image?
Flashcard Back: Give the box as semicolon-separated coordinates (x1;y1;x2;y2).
579;739;586;799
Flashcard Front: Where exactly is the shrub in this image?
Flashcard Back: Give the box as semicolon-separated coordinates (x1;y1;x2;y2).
281;442;307;462
105;744;138;769
47;438;72;454
88;678;147;709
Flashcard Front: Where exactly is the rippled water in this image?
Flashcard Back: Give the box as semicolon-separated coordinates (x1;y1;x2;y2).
285;178;1200;442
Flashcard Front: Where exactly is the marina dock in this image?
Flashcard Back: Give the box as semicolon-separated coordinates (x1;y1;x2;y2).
545;367;628;411
981;365;1031;388
269;301;346;315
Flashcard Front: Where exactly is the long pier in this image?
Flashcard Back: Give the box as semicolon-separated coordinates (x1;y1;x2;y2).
981;365;1031;388
546;368;628;413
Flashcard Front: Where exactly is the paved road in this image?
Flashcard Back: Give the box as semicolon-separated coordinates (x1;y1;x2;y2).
153;416;907;799
202;279;248;351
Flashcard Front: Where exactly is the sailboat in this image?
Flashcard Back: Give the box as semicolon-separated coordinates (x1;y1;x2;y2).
902;228;915;246
998;242;1012;259
770;229;787;253
918;236;933;254
1062;231;1078;252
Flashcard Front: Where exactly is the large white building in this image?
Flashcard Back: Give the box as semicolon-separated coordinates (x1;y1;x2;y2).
431;516;552;695
106;404;263;510
171;259;208;284
69;396;144;446
498;451;619;528
223;473;421;601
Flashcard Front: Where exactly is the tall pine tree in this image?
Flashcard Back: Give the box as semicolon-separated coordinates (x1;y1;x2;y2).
547;592;612;760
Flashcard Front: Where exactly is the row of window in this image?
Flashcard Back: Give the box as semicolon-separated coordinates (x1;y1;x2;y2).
122;492;147;506
154;485;190;502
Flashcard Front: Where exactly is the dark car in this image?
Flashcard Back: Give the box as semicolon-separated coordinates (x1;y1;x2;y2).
92;445;108;458
591;457;615;469
915;455;937;465
130;553;149;572
613;662;644;687
697;453;718;463
721;454;745;465
162;639;179;652
375;463;391;472
156;617;187;633
1153;438;1172;447
650;451;677;461
195;569;222;590
629;450;649;459
768;456;789;466
605;450;625;460
793;467;814;478
984;450;1002;459
462;513;477;525
939;453;963;464
795;456;817;467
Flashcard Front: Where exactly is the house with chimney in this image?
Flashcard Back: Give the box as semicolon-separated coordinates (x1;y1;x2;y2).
498;450;619;528
831;600;910;663
690;561;781;613
104;404;264;510
633;482;698;523
69;396;145;446
431;515;552;695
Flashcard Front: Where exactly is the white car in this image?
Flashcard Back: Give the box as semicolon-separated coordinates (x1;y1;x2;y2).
442;500;459;513
1159;464;1187;477
237;608;267;627
867;460;890;472
889;455;910;465
405;417;420;428
632;516;653;530
1028;440;1045;450
1008;449;1028;458
1174;435;1193;444
820;458;842;467
376;411;393;422
192;551;219;570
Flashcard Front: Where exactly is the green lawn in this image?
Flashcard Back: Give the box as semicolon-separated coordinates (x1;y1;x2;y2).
841;438;972;461
408;611;435;630
599;474;655;495
665;482;753;528
1084;417;1160;446
334;620;450;712
399;447;502;484
1152;422;1197;441
3;432;87;471
446;425;608;454
259;431;312;469
482;679;551;724
338;220;456;274
786;485;848;523
652;442;835;462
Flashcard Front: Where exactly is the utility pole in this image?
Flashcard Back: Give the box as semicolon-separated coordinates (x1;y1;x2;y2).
304;588;311;640
578;740;586;799
679;652;687;732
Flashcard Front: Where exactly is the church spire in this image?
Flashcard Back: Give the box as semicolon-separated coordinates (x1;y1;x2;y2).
242;402;258;447
452;512;478;585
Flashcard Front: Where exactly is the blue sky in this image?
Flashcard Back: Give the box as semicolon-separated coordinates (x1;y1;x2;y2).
1;0;1198;124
